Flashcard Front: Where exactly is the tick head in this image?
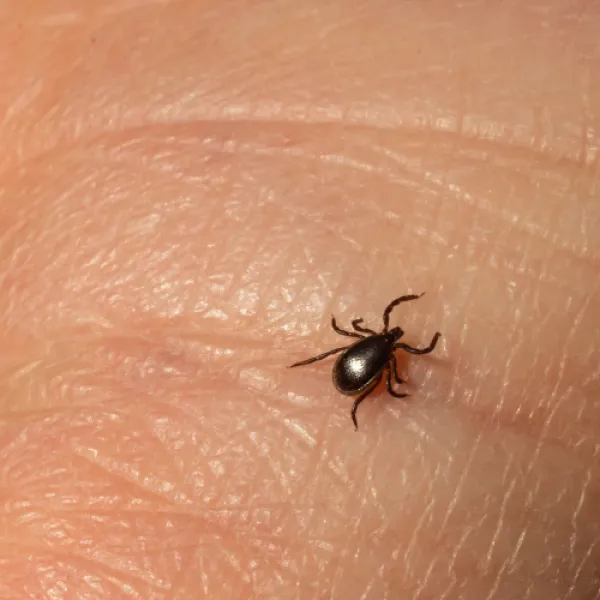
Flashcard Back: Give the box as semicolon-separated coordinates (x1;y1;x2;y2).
387;326;404;342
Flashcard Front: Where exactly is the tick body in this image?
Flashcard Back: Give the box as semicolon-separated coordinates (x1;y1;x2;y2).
289;293;441;430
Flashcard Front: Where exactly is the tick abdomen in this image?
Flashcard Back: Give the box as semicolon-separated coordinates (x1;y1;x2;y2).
333;336;394;395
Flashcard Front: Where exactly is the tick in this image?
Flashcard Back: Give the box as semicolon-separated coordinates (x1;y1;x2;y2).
289;293;441;430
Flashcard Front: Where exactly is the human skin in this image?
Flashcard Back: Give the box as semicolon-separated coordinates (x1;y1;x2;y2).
0;1;599;599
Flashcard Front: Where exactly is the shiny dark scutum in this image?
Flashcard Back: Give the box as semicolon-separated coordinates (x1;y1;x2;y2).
332;334;395;395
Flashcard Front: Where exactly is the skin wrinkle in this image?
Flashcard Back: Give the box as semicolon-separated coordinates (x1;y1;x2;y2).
412;556;437;600
437;429;484;537
402;494;436;576
302;444;334;539
568;468;592;567
484;552;511;600
445;184;596;272
484;477;517;571
566;537;600;600
508;526;528;574
71;444;184;505
439;578;458;600
447;522;476;575
6;124;595;300
0;49;596;165
491;308;525;420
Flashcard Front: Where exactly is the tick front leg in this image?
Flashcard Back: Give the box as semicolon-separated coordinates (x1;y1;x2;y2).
382;293;425;332
351;318;377;335
288;345;348;368
394;332;441;355
350;376;382;431
331;316;364;339
386;365;409;399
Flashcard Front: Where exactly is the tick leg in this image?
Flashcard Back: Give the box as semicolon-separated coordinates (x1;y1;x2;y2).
382;293;425;333
350;376;382;431
386;365;409;399
331;316;363;339
288;345;349;368
389;354;405;385
394;332;441;355
352;318;377;335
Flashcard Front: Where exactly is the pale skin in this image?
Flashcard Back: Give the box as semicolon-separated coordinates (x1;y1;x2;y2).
0;2;599;599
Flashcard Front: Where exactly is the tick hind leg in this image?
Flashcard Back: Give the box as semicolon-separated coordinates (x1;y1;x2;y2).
389;354;405;385
350;376;382;431
395;331;441;355
386;364;409;399
351;318;377;335
289;345;348;368
331;316;363;339
382;293;425;333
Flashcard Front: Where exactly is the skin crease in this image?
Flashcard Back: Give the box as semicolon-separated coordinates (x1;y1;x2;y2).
0;1;599;599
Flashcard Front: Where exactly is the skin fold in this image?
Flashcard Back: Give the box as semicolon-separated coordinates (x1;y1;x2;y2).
0;1;599;598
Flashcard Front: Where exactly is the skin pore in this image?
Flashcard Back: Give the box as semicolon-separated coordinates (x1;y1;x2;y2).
1;1;599;598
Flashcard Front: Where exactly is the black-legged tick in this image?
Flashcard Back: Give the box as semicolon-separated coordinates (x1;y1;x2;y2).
289;293;441;430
